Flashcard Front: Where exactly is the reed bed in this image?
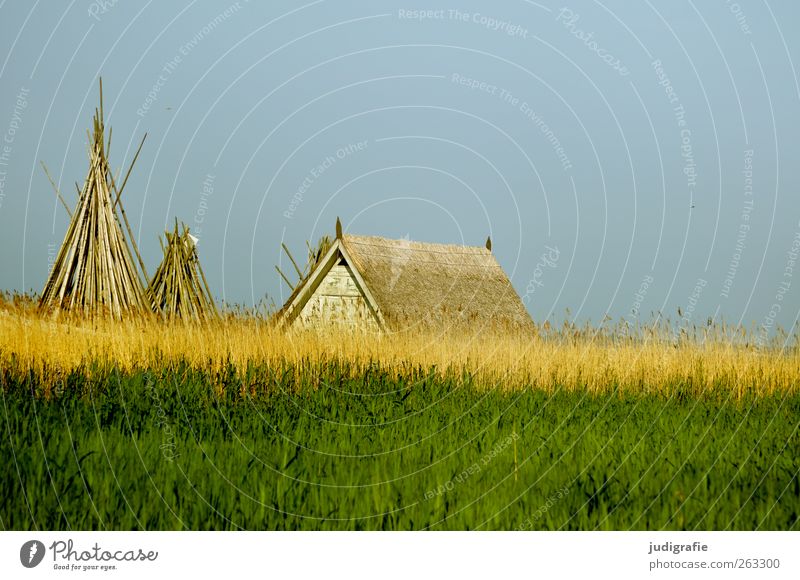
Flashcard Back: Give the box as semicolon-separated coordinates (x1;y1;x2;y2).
2;295;798;530
1;300;797;398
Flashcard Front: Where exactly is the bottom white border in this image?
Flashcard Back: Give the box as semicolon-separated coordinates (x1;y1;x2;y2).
1;531;797;579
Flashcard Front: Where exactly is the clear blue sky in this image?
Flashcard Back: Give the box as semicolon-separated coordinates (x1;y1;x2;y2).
1;0;798;335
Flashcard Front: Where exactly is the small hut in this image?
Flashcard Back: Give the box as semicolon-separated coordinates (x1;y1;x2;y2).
147;220;217;321
277;219;534;333
39;79;150;319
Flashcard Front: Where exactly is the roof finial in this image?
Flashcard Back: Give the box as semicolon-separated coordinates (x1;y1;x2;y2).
336;217;343;239
486;236;492;252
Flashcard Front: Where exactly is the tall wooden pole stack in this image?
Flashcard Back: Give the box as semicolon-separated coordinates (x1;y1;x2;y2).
147;220;217;321
39;78;150;319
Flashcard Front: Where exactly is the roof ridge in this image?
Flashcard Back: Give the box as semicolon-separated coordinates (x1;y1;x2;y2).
343;234;489;253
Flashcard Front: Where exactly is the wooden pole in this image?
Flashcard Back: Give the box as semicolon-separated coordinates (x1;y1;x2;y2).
40;161;73;218
112;133;147;210
107;157;149;283
282;243;303;279
275;266;295;291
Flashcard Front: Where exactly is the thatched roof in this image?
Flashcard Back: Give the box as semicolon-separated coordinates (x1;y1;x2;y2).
278;229;534;334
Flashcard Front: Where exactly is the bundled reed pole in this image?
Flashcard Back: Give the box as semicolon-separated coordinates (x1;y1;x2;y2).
147;220;218;321
39;78;150;319
276;234;334;291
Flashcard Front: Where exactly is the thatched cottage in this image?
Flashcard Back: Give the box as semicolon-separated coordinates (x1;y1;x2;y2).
277;220;534;334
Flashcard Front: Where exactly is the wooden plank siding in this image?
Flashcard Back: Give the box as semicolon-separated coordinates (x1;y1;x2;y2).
296;264;381;330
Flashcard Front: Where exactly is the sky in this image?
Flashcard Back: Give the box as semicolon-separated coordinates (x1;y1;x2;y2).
0;0;798;336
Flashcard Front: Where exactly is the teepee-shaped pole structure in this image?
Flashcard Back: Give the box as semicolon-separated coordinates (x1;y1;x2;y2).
39;78;150;319
147;220;217;321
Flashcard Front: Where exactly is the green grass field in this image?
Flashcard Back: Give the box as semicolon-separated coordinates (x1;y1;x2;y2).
1;362;798;530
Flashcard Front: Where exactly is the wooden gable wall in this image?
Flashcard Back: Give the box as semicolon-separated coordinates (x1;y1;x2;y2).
295;259;381;331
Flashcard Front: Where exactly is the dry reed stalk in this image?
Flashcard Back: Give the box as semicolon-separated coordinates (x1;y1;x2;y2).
1;306;797;398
